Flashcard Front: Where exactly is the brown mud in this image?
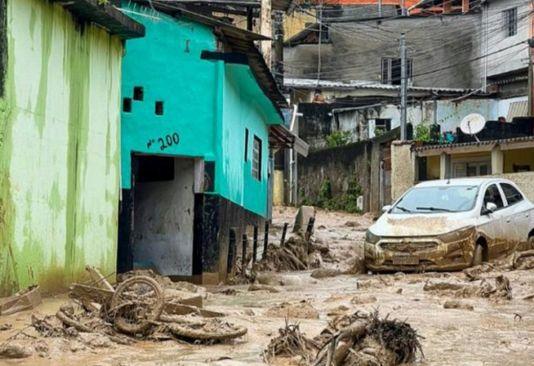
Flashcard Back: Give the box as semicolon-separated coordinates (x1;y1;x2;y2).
0;207;533;365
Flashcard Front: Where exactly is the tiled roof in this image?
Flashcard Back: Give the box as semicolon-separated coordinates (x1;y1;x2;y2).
413;135;534;152
284;78;476;94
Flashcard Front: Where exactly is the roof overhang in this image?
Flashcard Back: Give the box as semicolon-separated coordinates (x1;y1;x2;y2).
413;136;534;157
52;0;145;39
269;125;309;155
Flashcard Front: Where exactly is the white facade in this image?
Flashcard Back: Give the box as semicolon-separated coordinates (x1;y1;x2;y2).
483;0;530;78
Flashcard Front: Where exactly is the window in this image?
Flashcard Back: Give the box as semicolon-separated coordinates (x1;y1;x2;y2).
244;128;249;162
252;136;262;181
123;97;132;112
453;161;490;178
155;101;164;115
503;8;518;37
381;57;413;85
133;86;144;101
483;184;504;210
391;185;479;214
500;183;523;206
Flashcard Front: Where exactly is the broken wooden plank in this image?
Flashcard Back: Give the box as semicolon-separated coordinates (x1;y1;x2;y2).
85;265;114;292
0;286;42;316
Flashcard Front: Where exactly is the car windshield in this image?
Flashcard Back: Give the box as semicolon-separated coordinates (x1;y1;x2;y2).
391;185;479;214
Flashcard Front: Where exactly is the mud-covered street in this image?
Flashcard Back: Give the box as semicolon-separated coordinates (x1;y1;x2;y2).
1;207;534;366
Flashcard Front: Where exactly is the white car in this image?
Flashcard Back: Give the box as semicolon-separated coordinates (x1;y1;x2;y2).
364;178;534;272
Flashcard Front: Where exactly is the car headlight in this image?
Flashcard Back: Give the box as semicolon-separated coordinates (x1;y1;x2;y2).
438;226;475;243
365;230;380;244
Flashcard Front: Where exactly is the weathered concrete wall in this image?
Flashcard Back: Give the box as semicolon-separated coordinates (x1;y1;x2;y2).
298;141;371;209
133;159;195;276
0;0;123;295
391;141;416;201
298;130;397;213
484;0;530;78
285;14;482;89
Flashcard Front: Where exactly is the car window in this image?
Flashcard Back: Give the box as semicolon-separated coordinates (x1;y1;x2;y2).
483;184;504;209
391;185;479;213
500;183;523;206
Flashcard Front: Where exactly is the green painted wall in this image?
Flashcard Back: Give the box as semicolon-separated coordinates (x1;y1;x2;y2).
121;3;283;218
218;64;271;216
0;0;123;295
121;2;218;190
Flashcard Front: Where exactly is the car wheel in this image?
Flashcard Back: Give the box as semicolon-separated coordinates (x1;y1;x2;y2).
529;236;534;250
472;244;484;267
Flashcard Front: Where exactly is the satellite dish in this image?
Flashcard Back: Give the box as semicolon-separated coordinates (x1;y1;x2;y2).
460;113;486;135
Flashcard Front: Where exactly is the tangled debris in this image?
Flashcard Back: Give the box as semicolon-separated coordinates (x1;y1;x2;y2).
265;311;423;366
423;275;512;301
255;236;312;272
8;266;247;360
264;321;319;364
512;250;534;270
313;311;423;366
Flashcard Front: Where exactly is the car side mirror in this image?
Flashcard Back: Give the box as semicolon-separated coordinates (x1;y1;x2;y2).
382;205;392;213
483;202;498;215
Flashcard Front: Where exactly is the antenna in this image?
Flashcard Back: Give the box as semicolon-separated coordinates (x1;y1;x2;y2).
460;113;486;142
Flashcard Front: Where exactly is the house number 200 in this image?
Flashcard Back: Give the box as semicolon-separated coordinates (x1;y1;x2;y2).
158;133;180;151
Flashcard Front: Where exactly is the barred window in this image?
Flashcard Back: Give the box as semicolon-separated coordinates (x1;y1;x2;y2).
252;136;262;181
381;57;413;85
503;8;518;37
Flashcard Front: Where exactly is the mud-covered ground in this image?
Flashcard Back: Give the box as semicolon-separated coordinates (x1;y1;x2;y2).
1;207;534;365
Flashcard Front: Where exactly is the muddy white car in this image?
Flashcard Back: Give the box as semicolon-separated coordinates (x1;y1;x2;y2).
364;178;534;272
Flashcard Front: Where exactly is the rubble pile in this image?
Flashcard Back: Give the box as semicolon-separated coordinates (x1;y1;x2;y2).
255;234;333;272
0;267;248;359
264;311;423;366
313;311;423;366
264;321;319;364
423;275;512;301
512;250;534;270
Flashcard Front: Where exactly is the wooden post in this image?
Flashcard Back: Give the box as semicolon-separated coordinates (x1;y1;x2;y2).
263;221;269;259
242;234;248;273
305;217;315;254
280;222;288;247
252;226;258;263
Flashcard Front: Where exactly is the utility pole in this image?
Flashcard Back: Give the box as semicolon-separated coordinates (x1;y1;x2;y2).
316;4;323;82
378;0;382;18
260;0;272;68
400;33;407;141
273;10;284;88
401;0;407;16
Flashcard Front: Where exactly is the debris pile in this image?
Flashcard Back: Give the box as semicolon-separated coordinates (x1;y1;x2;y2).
0;266;248;360
263;321;319;364
313;311;423;366
255;234;332;272
264;311;423;366
512;250;534;270
423;275;512;301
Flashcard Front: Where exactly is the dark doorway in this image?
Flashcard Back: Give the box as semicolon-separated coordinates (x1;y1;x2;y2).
118;154;196;277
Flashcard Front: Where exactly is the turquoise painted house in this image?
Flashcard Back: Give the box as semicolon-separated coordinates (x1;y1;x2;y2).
118;2;292;283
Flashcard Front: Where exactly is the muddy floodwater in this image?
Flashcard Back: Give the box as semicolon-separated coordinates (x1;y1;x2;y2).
1;207;533;365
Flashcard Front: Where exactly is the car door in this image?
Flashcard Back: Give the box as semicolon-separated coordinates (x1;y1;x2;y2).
476;183;507;258
499;182;531;251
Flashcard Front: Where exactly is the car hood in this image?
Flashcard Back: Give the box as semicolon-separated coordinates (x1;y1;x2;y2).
369;212;473;237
